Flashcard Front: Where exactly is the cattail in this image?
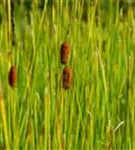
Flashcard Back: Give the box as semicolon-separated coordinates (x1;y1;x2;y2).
60;42;70;64
62;67;72;90
8;65;17;88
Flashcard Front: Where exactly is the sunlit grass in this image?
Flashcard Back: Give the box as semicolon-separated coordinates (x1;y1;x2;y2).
0;0;135;149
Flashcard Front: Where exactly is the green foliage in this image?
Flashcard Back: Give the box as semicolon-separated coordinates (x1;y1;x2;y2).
0;0;135;149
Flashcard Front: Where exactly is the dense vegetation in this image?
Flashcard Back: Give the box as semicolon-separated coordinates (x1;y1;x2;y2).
0;0;135;149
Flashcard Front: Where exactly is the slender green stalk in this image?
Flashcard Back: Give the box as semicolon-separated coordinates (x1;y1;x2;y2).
0;81;10;149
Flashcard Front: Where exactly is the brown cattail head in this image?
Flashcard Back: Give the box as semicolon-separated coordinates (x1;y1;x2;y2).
8;65;17;88
60;42;70;64
62;66;72;90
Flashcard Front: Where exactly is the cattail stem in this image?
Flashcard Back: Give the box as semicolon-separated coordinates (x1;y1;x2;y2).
7;0;15;65
11;0;15;46
7;0;11;48
11;88;19;148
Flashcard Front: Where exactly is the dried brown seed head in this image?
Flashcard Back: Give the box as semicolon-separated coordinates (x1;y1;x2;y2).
8;65;17;88
60;42;70;64
62;67;72;90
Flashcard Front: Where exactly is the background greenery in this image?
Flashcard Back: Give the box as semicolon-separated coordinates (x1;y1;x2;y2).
0;0;135;149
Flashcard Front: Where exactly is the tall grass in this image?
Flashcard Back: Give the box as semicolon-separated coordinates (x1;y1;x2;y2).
0;0;135;149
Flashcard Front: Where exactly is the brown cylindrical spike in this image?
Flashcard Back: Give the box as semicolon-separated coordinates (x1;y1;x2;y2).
60;42;70;64
8;65;17;88
62;67;72;90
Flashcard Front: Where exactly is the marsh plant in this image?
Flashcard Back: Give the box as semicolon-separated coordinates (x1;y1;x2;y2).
8;65;17;88
60;42;70;64
0;0;135;149
62;66;72;90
